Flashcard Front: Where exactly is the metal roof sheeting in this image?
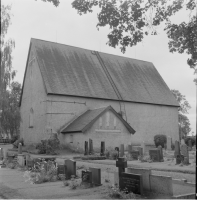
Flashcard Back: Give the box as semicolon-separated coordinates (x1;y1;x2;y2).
32;38;179;107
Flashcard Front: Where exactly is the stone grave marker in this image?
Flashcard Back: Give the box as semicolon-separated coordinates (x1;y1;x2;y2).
89;139;93;155
149;149;161;162
115;147;119;158
119;144;124;157
157;145;163;160
174;140;180;157
188;140;192;151
100;141;105;156
64;159;76;179
180;144;189;165
0;148;3;160
116;157;127;177
57;164;67;178
119;172;143;195
137;147;143;157
89;167;101;186
141;142;146;154
130;150;139;160
128;145;132;153
18;143;22;154
81;170;92;184
17;154;25;166
84;141;88;155
167;136;172;150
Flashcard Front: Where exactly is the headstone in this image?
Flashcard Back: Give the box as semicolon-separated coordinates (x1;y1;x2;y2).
149;149;161;162
84;141;88;155
57;164;67;178
167;136;172;150
188;140;192;151
89;167;101;186
100;141;105;156
180;144;189;164
174;140;180;157
64;159;76;179
18;143;22;154
137;147;143;157
115;147;119;158
119;144;124;157
119;172;143;195
17;154;25;166
89;139;93;155
141;141;146;154
157;145;163;160
128;145;132;153
130;150;139;160
81;170;92;183
116;157;127;177
0;148;3;160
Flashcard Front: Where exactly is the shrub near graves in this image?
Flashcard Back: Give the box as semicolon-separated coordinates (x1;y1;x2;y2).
154;134;167;148
184;136;196;147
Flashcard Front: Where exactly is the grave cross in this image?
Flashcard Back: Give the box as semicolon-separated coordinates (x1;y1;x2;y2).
116;157;127;177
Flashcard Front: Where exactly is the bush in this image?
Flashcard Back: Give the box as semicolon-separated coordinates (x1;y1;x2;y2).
12;138;24;148
105;150;118;160
184;137;196;147
11;135;19;144
154;134;167;148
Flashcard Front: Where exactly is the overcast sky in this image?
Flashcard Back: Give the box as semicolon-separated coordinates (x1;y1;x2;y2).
2;0;196;135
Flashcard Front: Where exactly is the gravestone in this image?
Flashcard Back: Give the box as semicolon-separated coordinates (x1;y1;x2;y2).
81;170;92;183
188;140;192;151
157;145;163;160
116;157;127;177
115;147;119;158
119;144;124;157
119;172;143;195
0;148;3;160
57;164;67;178
130;150;139;160
89;139;93;155
141;142;146;154
84;141;88;155
89;167;102;186
149;149;161;162
100;141;105;156
64;159;76;179
137;147;143;157
18;143;22;154
17;154;25;166
128;145;132;153
174;140;180;157
180;144;189;164
167;136;172;150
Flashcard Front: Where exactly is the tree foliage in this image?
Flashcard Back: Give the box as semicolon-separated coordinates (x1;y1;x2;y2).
171;89;191;137
1;82;21;137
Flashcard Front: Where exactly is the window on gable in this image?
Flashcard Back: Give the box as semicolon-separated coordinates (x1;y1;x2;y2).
29;108;34;128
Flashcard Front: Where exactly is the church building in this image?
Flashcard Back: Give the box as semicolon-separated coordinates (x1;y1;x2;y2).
19;38;179;150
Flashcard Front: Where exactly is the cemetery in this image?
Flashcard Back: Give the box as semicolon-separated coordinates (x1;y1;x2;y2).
0;136;196;199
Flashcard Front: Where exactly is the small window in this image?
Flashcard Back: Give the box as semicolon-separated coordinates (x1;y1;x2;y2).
29;108;34;128
70;135;73;143
114;117;116;129
99;117;102;128
106;112;110;127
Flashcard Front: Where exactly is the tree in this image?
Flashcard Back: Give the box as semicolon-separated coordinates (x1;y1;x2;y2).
1;3;16;135
171;89;191;138
38;0;197;82
1;82;21;137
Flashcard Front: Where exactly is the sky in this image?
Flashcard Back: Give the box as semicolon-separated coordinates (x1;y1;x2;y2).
2;0;196;135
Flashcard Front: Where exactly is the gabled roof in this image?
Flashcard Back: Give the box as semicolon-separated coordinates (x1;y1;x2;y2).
61;106;136;134
20;38;179;107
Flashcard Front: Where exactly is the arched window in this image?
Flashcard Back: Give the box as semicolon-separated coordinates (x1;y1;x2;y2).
29;108;34;128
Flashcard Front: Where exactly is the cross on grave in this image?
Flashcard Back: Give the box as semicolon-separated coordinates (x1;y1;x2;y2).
89;167;102;186
84;141;88;155
116;157;127;177
100;141;105;156
64;159;76;179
